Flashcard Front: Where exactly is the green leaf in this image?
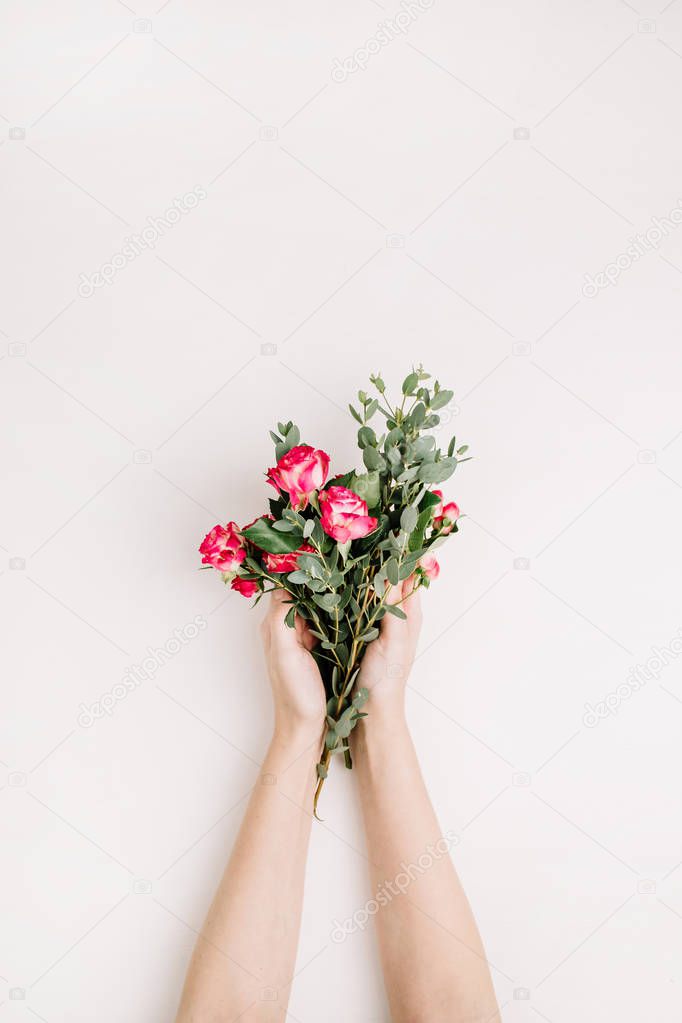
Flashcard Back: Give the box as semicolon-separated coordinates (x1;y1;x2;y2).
408;506;434;553
286;423;300;445
283;508;306;527
417;458;457;484
399;554;420;578
350;470;381;508
297;553;325;579
342;667;361;698
430;389;454;410
412;402;426;426
243;517;302;554
302;518;315;539
400;506;418;533
287;570;309;584
316;763;328;779
357;426;377;449
363;446;385;471
365;398;379;420
312;592;341;612
402;372;418;395
385;557;400;585
335;714;353;739
421;490;442;509
348;403;363;424
359;627;379;642
337;539;352;563
306;577;326;592
384;603;407;620
284;606;296;628
272;519;296;532
352;687;369;708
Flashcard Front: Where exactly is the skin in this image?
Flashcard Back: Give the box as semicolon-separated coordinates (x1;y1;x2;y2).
353;579;500;1022
175;583;499;1022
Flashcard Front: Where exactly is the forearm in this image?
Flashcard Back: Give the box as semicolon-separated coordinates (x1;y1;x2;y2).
353;705;499;1023
175;725;320;1023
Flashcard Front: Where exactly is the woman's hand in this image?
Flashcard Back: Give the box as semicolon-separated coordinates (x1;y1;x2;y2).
260;588;326;744
357;576;422;719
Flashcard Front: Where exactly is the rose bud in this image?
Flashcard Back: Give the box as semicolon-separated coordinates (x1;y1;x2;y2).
433;495;460;535
319;486;378;543
419;554;440;580
231;576;259;598
266;445;330;510
199;522;246;572
263;543;316;574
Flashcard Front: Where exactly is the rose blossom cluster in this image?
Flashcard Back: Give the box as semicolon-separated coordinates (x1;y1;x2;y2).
199;444;459;596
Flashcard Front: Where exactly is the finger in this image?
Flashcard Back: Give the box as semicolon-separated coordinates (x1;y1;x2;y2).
401;574;421;613
266;587;289;628
268;587;288;608
380;582;406;639
297;619;318;651
294;605;314;646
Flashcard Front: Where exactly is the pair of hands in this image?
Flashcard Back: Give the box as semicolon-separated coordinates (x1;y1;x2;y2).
261;581;422;742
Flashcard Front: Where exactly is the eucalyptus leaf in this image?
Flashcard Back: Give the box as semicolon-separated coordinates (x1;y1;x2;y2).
417;458;457;484
359;627;379;642
272;519;296;532
402;372;418;395
363;446;385;472
302;518;315;539
400;505;418;533
350;470;381;508
430;389;454;410
287;570;309;584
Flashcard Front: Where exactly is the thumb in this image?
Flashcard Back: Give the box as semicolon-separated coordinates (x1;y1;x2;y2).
266;587;289;627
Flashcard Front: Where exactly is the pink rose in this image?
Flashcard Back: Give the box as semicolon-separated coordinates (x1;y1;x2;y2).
319;486;378;543
231;576;259;598
263;543;316;574
432;490;460;534
199;522;246;572
419;554;440;580
267;445;330;510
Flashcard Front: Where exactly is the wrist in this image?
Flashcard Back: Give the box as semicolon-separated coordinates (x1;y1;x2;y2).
272;716;323;758
365;690;407;729
353;698;408;752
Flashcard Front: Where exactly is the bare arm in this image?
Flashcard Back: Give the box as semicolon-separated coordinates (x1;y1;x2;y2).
174;591;324;1023
353;580;500;1023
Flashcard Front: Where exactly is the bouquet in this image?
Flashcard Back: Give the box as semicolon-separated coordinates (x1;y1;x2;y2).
199;368;467;813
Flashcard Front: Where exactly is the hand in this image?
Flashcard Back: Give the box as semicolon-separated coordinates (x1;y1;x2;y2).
260;589;326;742
357;576;422;718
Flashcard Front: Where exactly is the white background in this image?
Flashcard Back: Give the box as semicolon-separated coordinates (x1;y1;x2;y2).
2;1;682;1020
